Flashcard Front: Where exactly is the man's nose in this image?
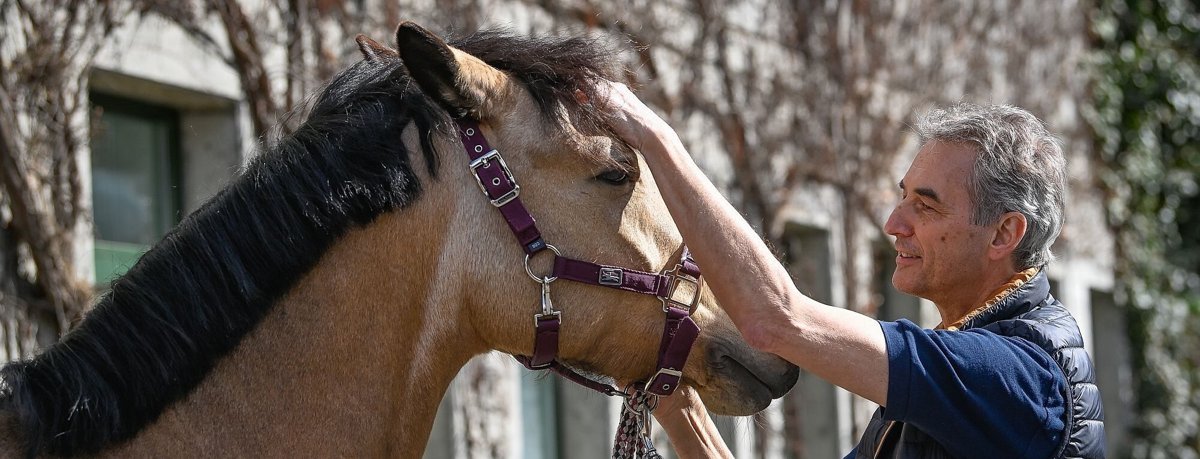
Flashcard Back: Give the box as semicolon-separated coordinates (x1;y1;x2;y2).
884;206;911;238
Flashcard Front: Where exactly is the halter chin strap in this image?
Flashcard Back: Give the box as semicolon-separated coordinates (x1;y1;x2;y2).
455;117;702;397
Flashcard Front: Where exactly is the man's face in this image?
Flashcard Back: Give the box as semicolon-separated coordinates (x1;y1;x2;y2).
884;141;994;307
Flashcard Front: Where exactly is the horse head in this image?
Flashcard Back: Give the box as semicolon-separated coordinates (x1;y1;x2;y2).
381;22;798;415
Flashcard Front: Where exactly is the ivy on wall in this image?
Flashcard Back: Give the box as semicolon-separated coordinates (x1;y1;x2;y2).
1090;0;1200;456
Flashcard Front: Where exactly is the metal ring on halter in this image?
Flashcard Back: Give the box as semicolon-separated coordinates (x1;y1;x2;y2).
622;395;658;415
524;244;562;282
620;382;658;411
622;394;641;413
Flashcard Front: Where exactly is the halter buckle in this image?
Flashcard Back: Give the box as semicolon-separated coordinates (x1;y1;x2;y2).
469;149;521;207
660;265;702;313
533;310;561;328
644;368;683;395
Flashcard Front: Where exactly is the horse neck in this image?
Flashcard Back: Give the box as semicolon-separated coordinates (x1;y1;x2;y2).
109;174;485;457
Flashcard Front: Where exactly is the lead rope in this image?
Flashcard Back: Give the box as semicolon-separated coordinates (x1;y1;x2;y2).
612;386;662;459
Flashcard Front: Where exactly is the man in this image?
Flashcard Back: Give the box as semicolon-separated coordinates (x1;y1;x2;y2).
598;82;1105;458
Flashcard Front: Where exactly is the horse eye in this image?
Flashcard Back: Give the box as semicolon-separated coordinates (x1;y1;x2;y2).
596;169;630;185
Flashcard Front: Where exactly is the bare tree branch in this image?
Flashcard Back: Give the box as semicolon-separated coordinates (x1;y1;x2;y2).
0;0;139;347
0;84;87;327
207;0;278;139
139;0;236;67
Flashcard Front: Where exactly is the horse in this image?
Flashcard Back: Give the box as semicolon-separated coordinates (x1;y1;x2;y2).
0;22;799;458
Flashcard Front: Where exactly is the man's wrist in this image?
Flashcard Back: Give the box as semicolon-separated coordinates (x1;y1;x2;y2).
651;397;733;459
645;121;678;149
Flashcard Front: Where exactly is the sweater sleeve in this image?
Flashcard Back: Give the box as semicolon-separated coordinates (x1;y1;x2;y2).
880;319;1068;458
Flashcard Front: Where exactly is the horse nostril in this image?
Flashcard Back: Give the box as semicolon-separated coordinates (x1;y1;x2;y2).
772;363;800;398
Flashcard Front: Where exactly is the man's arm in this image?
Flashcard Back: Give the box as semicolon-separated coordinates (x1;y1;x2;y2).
651;387;734;459
601;82;890;405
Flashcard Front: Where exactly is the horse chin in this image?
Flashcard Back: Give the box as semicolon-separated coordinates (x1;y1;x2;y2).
696;377;774;416
696;344;800;416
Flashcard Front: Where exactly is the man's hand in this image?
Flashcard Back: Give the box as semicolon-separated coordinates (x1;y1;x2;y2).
594;81;673;151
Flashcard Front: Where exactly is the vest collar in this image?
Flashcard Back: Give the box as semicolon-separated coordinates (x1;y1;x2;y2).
944;268;1049;331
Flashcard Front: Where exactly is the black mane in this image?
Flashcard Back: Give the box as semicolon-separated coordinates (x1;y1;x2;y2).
0;29;617;457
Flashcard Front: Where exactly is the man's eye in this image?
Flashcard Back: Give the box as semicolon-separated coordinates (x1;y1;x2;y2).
596;169;630;185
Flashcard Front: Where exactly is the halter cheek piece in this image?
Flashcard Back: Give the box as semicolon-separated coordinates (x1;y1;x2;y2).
455;118;702;398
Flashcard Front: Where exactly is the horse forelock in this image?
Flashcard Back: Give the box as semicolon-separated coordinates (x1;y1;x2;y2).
0;29;621;458
448;30;622;139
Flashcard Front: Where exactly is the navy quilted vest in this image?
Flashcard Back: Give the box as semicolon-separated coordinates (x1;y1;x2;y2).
853;271;1105;458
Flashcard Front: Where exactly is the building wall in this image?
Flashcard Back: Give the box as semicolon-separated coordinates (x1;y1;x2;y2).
31;1;1126;457
91;15;249;213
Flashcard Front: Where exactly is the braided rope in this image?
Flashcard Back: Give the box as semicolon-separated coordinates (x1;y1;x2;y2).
612;388;662;459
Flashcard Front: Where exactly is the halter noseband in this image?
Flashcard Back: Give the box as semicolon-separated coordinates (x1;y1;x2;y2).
455;117;702;398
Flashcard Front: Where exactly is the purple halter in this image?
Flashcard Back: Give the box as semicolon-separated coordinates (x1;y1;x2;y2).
455;117;702;397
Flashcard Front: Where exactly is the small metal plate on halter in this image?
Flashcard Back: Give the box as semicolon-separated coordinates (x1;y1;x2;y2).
598;267;624;286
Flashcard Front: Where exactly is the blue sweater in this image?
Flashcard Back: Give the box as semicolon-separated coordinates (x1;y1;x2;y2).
844;319;1068;458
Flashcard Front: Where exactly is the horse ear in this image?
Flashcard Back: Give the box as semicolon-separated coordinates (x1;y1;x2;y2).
395;21;510;118
355;34;398;62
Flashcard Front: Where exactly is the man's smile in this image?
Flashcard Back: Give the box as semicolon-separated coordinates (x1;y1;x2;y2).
896;248;922;265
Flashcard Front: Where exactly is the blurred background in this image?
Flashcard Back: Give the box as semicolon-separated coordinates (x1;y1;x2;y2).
0;0;1196;457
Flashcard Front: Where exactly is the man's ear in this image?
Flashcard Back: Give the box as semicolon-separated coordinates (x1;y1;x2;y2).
394;21;512;119
355;34;398;62
989;211;1028;263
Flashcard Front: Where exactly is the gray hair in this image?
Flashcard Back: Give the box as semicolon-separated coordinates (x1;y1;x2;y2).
915;103;1067;270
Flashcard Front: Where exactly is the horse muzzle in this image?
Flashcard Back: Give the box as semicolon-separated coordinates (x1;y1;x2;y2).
698;340;800;415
